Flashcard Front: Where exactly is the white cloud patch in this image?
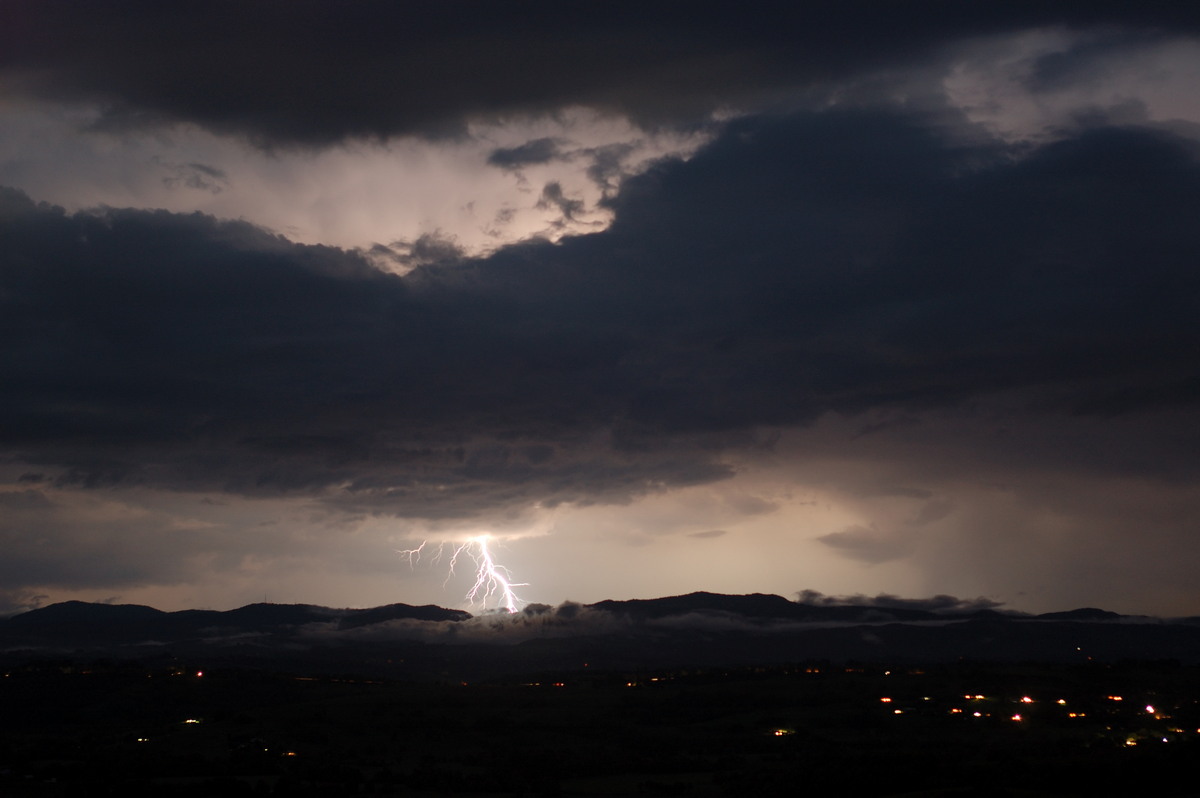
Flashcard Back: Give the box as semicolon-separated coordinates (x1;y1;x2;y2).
0;103;709;260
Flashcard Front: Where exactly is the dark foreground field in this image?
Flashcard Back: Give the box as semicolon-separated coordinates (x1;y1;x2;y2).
4;658;1200;797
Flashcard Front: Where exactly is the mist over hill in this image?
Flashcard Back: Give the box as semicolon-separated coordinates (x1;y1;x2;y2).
4;592;1198;681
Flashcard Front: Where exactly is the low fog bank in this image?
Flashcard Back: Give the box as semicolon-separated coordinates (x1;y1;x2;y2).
294;591;1143;646
6;592;1200;679
2;591;1185;652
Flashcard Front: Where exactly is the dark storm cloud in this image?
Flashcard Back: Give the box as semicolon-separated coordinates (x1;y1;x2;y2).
158;161;229;194
535;182;588;226
0;185;731;512
565;113;1200;438
3;106;1200;515
1023;29;1172;95
366;233;465;273
4;1;1200;146
487;138;567;170
582;143;640;195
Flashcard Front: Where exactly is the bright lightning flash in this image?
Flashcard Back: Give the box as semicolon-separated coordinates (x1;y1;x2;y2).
399;535;527;613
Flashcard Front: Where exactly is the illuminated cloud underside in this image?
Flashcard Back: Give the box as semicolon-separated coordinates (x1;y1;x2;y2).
0;104;708;261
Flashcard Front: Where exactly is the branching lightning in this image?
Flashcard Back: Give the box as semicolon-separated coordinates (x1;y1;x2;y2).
399;535;527;613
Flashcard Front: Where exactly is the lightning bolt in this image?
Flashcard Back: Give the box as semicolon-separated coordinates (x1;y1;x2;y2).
399;535;527;613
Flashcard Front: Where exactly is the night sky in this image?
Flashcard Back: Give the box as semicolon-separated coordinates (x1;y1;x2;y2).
3;1;1200;617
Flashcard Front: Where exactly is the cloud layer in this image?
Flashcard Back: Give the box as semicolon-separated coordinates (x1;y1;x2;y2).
6;1;1200;145
5;111;1198;504
2;3;1199;615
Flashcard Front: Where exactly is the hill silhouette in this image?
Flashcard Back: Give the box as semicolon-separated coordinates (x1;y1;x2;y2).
3;592;1199;680
1;599;468;645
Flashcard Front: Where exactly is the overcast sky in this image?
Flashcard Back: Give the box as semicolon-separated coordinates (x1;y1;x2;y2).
3;1;1200;616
